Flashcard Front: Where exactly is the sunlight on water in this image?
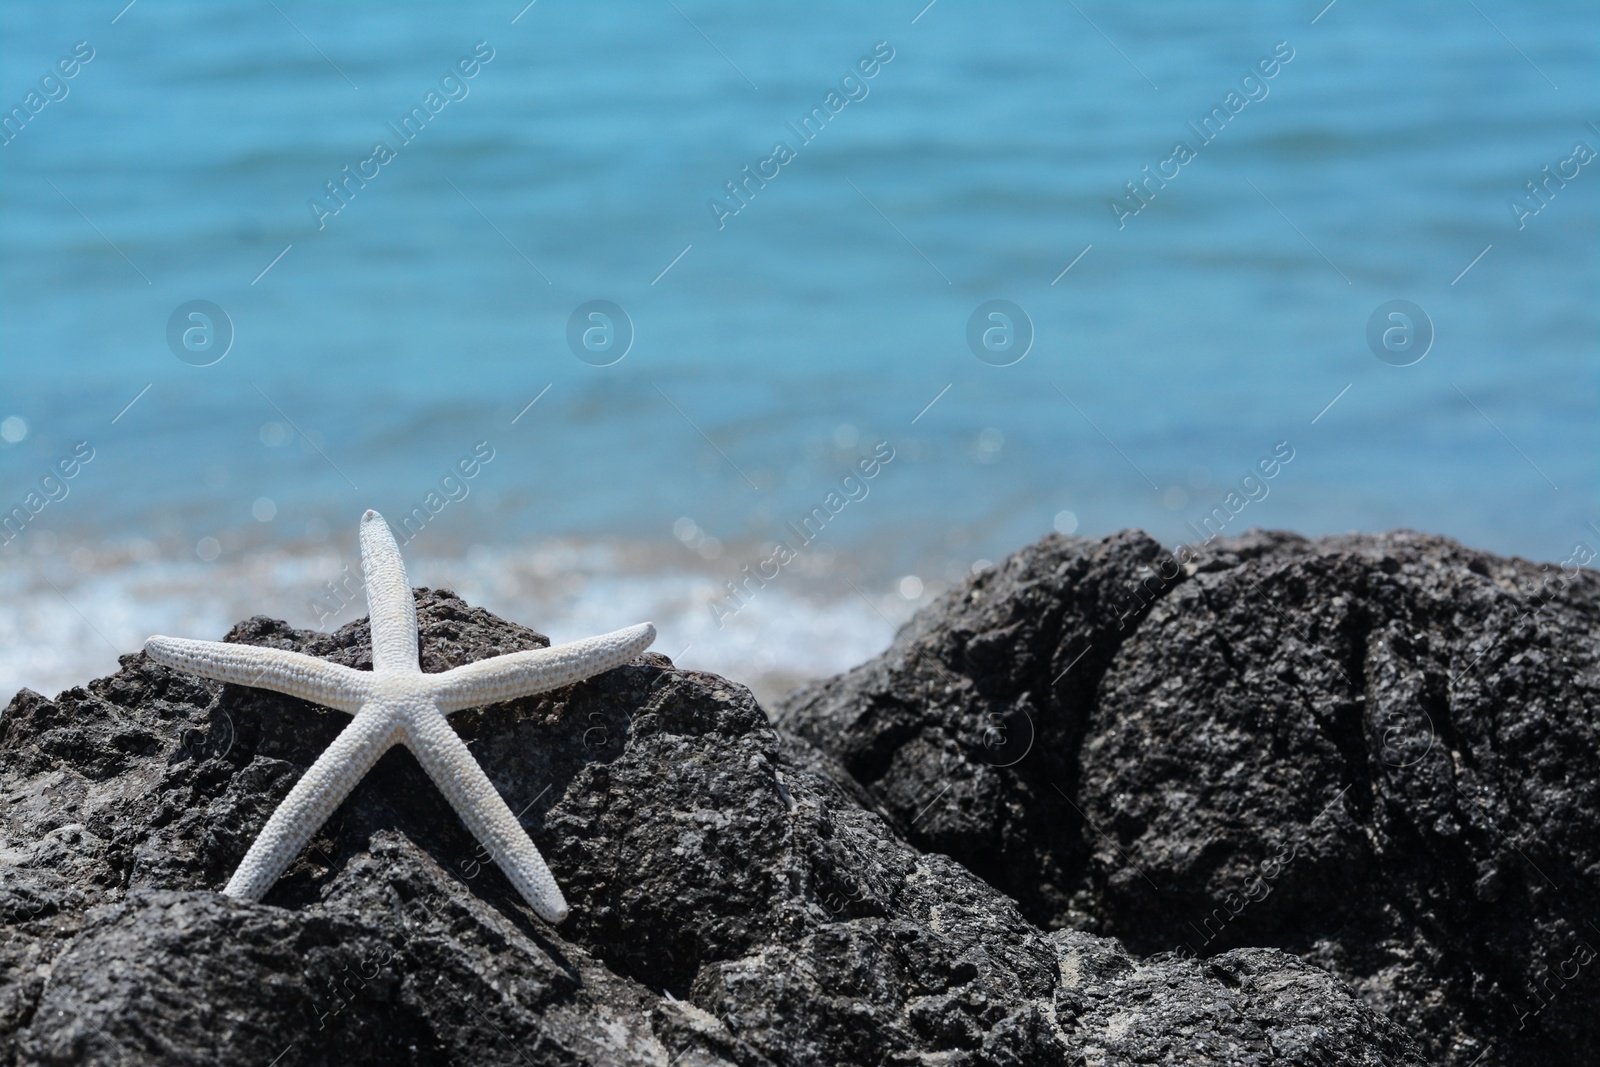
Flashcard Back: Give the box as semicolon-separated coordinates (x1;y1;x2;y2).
1;1;1595;701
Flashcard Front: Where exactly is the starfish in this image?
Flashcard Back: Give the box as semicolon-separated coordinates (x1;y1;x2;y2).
143;509;655;923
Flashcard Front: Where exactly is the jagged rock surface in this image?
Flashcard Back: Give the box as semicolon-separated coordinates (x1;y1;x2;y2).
777;529;1600;1067
0;588;1426;1066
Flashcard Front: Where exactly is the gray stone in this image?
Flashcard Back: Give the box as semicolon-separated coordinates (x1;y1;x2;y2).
779;529;1600;1066
1;587;1428;1065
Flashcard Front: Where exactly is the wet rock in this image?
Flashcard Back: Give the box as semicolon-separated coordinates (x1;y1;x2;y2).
0;587;1425;1065
778;529;1600;1066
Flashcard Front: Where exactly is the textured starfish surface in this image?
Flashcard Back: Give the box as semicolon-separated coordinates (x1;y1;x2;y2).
143;509;655;923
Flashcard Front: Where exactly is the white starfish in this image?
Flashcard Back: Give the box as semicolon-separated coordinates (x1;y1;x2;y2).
143;509;655;923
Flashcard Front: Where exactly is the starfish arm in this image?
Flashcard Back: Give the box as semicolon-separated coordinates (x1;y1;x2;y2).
223;704;400;902
360;509;421;674
144;636;373;713
427;622;656;713
403;709;570;922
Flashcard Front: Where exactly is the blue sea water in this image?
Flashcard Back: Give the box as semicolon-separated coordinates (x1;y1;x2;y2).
1;1;1596;701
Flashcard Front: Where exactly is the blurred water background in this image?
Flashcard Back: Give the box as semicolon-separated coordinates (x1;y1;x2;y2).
1;0;1595;704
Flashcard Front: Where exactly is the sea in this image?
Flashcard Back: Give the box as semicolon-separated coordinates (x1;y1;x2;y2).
2;0;1595;706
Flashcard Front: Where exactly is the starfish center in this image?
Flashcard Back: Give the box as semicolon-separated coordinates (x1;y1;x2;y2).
370;673;430;707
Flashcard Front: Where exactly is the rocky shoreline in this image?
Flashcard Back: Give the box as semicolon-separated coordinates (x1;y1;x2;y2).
2;528;1594;1065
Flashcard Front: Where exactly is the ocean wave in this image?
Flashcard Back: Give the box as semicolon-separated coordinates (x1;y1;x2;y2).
0;534;925;712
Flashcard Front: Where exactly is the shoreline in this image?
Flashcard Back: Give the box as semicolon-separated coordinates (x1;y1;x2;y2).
0;528;931;711
5;522;1590;714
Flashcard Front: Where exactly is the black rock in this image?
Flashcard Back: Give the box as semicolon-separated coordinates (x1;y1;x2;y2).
0;587;1426;1065
777;529;1600;1067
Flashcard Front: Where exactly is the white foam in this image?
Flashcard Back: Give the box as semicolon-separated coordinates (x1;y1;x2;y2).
0;538;921;711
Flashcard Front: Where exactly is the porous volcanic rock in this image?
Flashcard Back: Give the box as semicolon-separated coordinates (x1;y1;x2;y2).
777;529;1600;1067
0;588;1426;1065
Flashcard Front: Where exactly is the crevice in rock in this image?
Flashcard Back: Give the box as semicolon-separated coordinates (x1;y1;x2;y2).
1319;598;1376;818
